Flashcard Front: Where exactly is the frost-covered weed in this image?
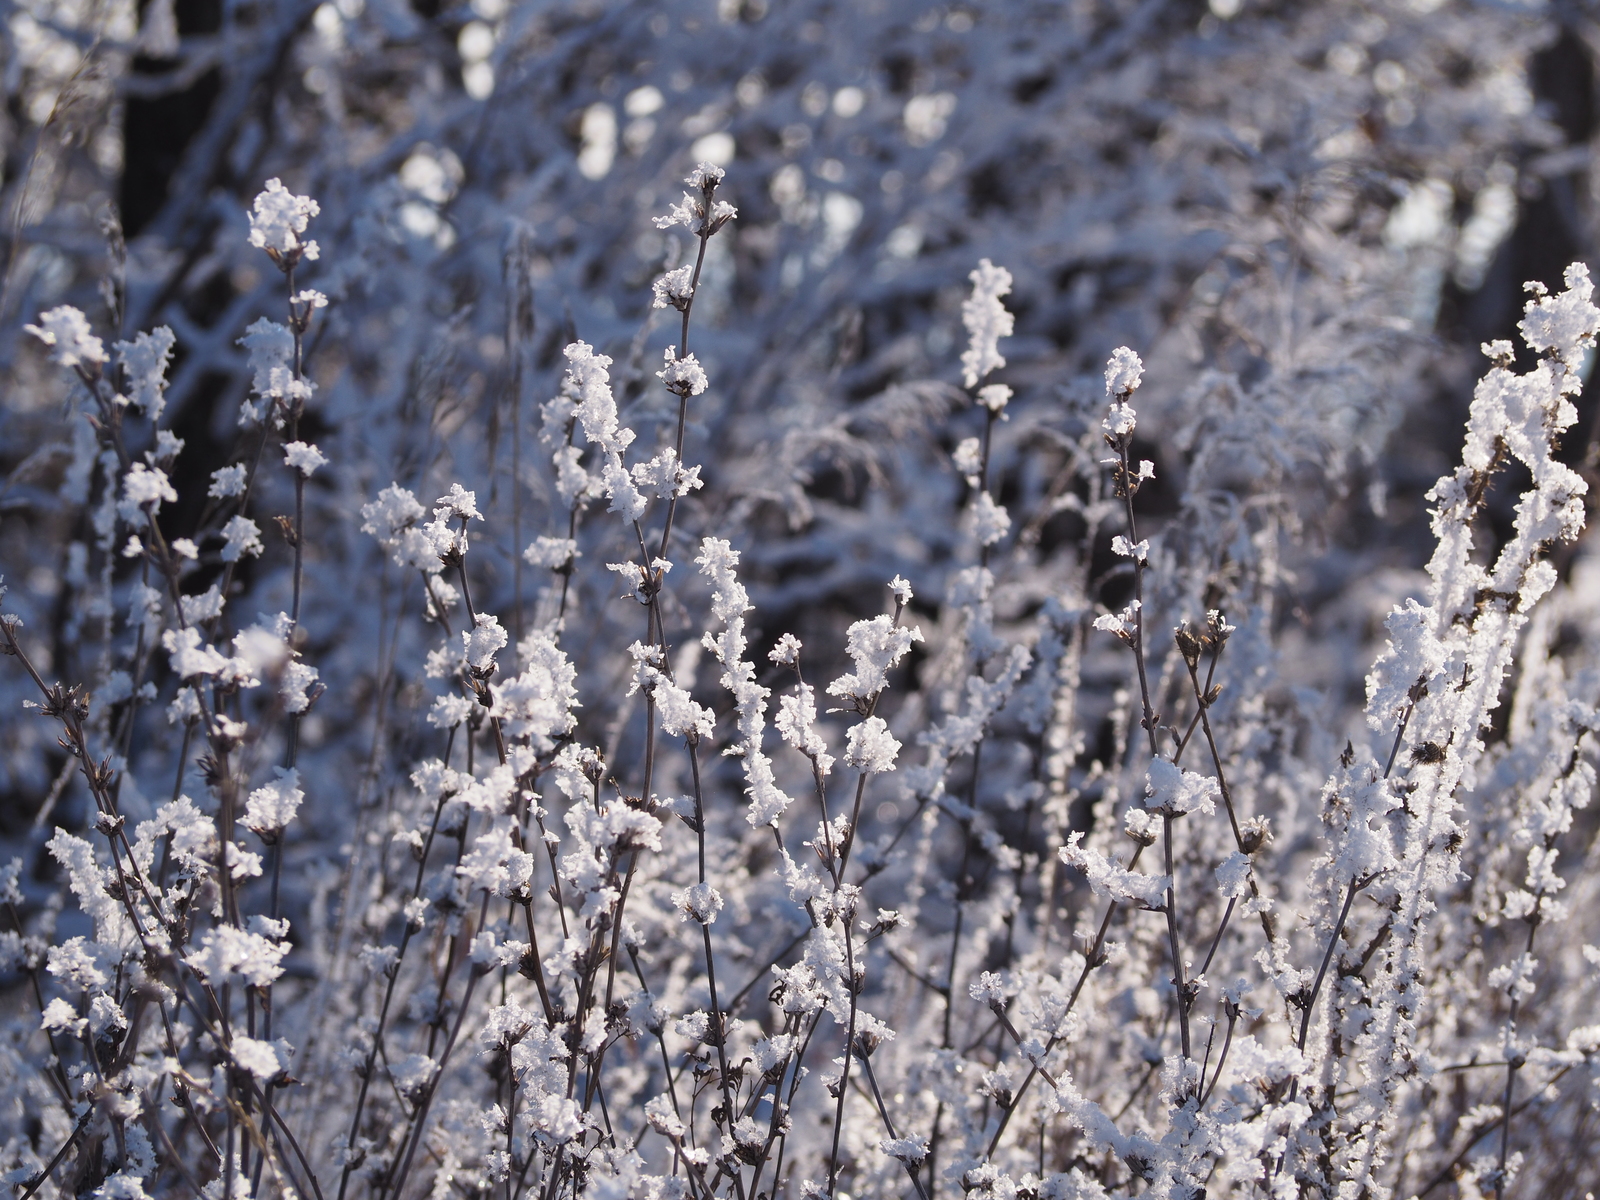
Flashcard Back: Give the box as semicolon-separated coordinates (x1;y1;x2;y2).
4;4;1600;1199
7;161;1600;1200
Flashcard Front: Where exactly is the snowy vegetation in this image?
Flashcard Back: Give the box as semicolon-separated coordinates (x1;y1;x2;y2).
4;2;1600;1199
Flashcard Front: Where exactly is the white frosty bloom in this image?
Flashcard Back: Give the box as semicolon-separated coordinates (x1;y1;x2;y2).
1060;831;1169;908
220;515;263;562
470;931;530;971
428;693;475;729
238;317;296;400
845;716;901;774
565;342;647;523
770;633;803;666
282;659;320;713
880;1137;929;1166
752;1033;795;1077
115;326;177;419
1144;757;1218;816
172;537;199;560
672;880;724;924
389;1053;436;1101
969;492;1011;546
209;464;249;498
435;482;484;522
776;683;834;775
960;259;1013;388
162;628;230;678
463;614;509;671
361;484;424;534
1488;953;1539;1001
653;192;700;231
26;306;107;369
686;161;725;189
457;816;535;894
1520;263;1600;358
653;171;736;233
978;383;1012;414
631;448;702;499
567;342;631;453
968;970;1006;1007
230;614;292;688
167;687;202;726
186;925;288;989
1215;851;1252;898
179;584;224;623
496;629;580;752
827;614;923;704
150;430;185;463
232;1035;292;1083
283;441;327;476
118;463;177;522
1364;598;1446;729
1103;400;1136;439
46;932;111;992
41;996;85;1037
652;264;695;310
1092;599;1140;641
953;436;983;483
248;177;321;260
1111;535;1148;562
243;767;303;840
626;641;714;739
644;1095;685;1138
657;347;708;396
524;536;577;569
1104;346;1144;397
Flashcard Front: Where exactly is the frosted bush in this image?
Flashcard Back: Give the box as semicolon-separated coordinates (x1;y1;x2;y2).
3;3;1600;1199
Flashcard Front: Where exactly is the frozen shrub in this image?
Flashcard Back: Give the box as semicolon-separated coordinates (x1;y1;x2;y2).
3;4;1600;1200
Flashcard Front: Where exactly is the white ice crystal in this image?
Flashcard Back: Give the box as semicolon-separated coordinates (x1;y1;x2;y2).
26;306;106;369
209;464;249;498
960;258;1013;388
220;515;263;562
827;614;923;705
1104;346;1144;397
672;880;724;924
1143;757;1218;817
283;441;328;476
186;925;288;990
243;768;303;839
248;177;321;260
657;347;708;396
651;264;695;310
115;326;177;419
845;716;901;774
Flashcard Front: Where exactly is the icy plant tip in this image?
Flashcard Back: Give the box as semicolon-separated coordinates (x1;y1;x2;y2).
248;177;321;266
961;258;1014;388
26;306;107;371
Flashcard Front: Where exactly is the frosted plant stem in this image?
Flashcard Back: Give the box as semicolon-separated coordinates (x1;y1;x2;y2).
1115;438;1188;1063
387;894;490;1200
15;1110;93;1200
336;759;459;1200
859;1053;932;1200
1183;650;1276;945
655;185;713;565
686;743;746;1200
825;909;860;1200
984;843;1146;1159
